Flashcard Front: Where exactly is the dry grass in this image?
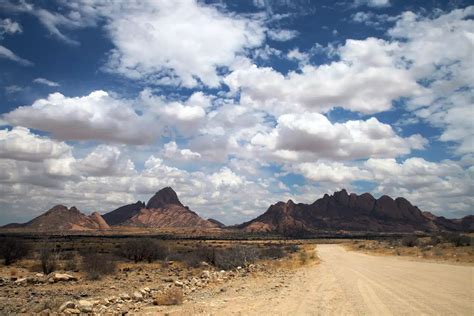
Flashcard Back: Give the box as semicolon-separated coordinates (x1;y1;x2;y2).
346;238;474;264
153;287;184;306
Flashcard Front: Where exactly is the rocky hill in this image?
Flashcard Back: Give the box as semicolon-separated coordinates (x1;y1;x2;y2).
7;205;111;231
102;201;145;226
239;189;467;234
103;187;218;229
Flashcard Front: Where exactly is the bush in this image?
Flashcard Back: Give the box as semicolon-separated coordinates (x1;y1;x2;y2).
120;238;168;263
153;287;183;306
213;246;259;270
39;247;60;274
299;251;309;264
401;235;418;247
0;238;30;265
260;247;286;259
81;252;117;280
443;233;471;247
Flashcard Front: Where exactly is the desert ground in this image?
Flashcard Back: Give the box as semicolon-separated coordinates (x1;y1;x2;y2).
147;244;473;315
0;236;472;315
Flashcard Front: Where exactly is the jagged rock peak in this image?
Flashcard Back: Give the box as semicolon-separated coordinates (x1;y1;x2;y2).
146;187;183;209
45;205;80;215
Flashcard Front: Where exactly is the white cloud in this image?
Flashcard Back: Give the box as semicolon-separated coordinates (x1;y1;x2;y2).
267;28;298;41
354;0;391;8
163;141;201;161
96;0;265;88
0;45;32;66
33;77;60;87
225;38;423;115
75;145;136;177
0;18;22;37
291;162;372;183
365;157;473;217
210;167;244;189
4;90;161;144
387;7;474;156
250;113;426;161
0;127;71;162
1;0;97;45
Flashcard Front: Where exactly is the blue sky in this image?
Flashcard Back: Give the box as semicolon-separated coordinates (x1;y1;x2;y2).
0;0;472;225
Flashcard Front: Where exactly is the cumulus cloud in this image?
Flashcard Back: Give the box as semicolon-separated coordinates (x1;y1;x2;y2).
95;0;266;87
75;145;135;177
365;158;473;217
4;90;161;144
0;45;33;66
291;162;372;183
0;127;71;162
33;77;60;87
387;7;474;156
225;38;423;115
163;141;201;161
251;113;426;161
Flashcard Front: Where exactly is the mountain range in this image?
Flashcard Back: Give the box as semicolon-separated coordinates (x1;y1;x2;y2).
2;187;472;233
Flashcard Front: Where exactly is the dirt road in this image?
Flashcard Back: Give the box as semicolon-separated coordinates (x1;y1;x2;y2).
145;244;474;315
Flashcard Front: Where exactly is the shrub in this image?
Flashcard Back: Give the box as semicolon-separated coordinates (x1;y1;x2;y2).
0;238;30;265
285;244;300;254
299;251;309;264
213;246;259;270
443;233;471;247
401;235;418;247
153;287;183;306
39;246;60;274
260;247;286;259
81;252;117;280
120;238;168;263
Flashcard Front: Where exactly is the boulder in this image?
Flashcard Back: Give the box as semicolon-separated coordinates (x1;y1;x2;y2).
52;273;77;282
58;301;75;312
77;300;93;313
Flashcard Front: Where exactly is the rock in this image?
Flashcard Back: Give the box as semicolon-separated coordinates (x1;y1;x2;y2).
201;270;210;279
63;308;81;314
14;277;27;285
35;273;45;277
52;273;77;282
161;276;175;282
133;291;143;301
174;280;184;287
77;300;93;312
120;293;131;300
39;308;51;316
58;301;75;312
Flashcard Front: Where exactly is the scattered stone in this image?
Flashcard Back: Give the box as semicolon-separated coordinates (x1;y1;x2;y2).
14;277;27;285
174;280;184;287
201;270;210;279
58;301;75;312
63;308;81;314
120;293;131;300
52;273;77;282
77;300;93;313
133;291;143;301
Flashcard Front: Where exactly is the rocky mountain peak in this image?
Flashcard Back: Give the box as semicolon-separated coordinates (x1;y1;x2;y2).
146;187;183;209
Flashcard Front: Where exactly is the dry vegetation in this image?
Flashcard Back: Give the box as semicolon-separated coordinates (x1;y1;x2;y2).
0;235;318;314
346;233;474;264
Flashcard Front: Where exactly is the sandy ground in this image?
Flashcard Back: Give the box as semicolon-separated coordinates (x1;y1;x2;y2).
145;244;474;315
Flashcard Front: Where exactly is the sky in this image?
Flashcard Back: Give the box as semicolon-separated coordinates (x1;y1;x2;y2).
0;0;473;225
